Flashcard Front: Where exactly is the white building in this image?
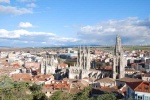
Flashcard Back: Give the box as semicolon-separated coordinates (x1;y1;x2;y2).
126;81;150;100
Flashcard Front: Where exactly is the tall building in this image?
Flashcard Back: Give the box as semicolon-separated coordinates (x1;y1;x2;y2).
69;46;91;79
40;55;58;75
113;35;125;79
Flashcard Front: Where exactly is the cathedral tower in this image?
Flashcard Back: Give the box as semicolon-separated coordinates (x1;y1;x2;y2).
113;34;125;79
69;46;91;79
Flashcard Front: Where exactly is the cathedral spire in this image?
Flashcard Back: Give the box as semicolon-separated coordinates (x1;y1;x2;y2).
114;34;122;55
79;45;82;68
86;46;90;70
113;34;125;79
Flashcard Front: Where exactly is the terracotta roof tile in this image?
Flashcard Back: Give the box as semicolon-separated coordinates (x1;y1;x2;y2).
117;77;142;83
12;73;32;81
95;77;115;83
134;81;150;93
142;74;150;77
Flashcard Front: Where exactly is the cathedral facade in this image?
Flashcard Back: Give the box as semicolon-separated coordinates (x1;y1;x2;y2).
69;46;91;79
40;55;58;75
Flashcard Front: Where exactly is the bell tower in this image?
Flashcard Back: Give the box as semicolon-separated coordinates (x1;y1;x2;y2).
113;34;125;79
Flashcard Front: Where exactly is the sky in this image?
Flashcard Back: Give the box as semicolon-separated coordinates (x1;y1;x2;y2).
0;0;150;47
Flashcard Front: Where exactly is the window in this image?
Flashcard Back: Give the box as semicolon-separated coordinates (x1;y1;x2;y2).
138;96;142;100
144;96;148;100
56;82;59;84
145;86;149;91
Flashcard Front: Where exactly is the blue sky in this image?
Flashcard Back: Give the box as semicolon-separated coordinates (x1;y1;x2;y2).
0;0;150;47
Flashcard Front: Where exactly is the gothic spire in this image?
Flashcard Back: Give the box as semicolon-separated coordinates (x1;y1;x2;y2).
114;34;122;55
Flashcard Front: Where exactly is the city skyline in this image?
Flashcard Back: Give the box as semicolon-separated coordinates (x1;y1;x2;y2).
0;0;150;47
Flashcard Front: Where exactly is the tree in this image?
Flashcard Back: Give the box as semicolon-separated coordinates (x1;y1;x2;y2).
0;75;13;89
49;91;63;100
33;92;48;100
13;81;32;100
96;93;116;100
127;97;136;100
30;83;48;100
75;86;92;100
30;83;42;93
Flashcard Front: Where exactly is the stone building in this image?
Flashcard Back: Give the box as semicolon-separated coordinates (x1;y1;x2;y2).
40;55;58;75
113;35;125;79
69;46;91;79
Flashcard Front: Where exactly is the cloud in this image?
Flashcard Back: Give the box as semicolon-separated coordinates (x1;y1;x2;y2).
0;0;10;3
0;29;79;47
0;29;56;38
77;17;150;45
0;5;32;15
17;0;36;2
26;3;36;8
18;22;33;28
0;17;150;47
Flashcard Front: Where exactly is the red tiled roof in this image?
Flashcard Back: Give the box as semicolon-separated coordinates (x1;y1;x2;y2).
134;81;150;93
12;73;32;81
58;63;68;67
12;63;20;67
95;77;115;83
142;74;150;77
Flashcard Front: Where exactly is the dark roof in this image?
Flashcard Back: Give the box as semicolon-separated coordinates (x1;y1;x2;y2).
126;82;142;90
92;87;118;94
116;77;142;83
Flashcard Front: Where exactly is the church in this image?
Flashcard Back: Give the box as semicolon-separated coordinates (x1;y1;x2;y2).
68;34;125;80
112;34;125;79
40;35;126;80
68;46;91;79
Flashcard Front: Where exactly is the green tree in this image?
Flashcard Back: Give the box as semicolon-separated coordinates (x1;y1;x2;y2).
75;86;92;100
49;91;63;100
30;83;42;93
62;92;75;100
127;97;136;100
96;93;116;100
12;81;32;99
33;92;48;100
0;75;13;89
0;76;33;100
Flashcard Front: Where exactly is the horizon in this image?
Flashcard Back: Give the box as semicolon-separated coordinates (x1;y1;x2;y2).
0;0;150;47
0;44;150;48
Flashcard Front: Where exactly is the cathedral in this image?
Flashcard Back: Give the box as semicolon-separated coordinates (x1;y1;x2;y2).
69;46;91;79
39;35;125;80
68;35;125;79
112;34;125;79
40;55;58;75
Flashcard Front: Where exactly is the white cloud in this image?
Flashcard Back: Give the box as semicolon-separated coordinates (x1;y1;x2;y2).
18;22;33;28
41;42;46;44
0;17;149;46
26;3;36;7
49;37;78;42
0;0;10;3
0;29;56;38
0;29;79;46
0;5;32;15
80;25;103;33
17;0;36;2
78;17;150;45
